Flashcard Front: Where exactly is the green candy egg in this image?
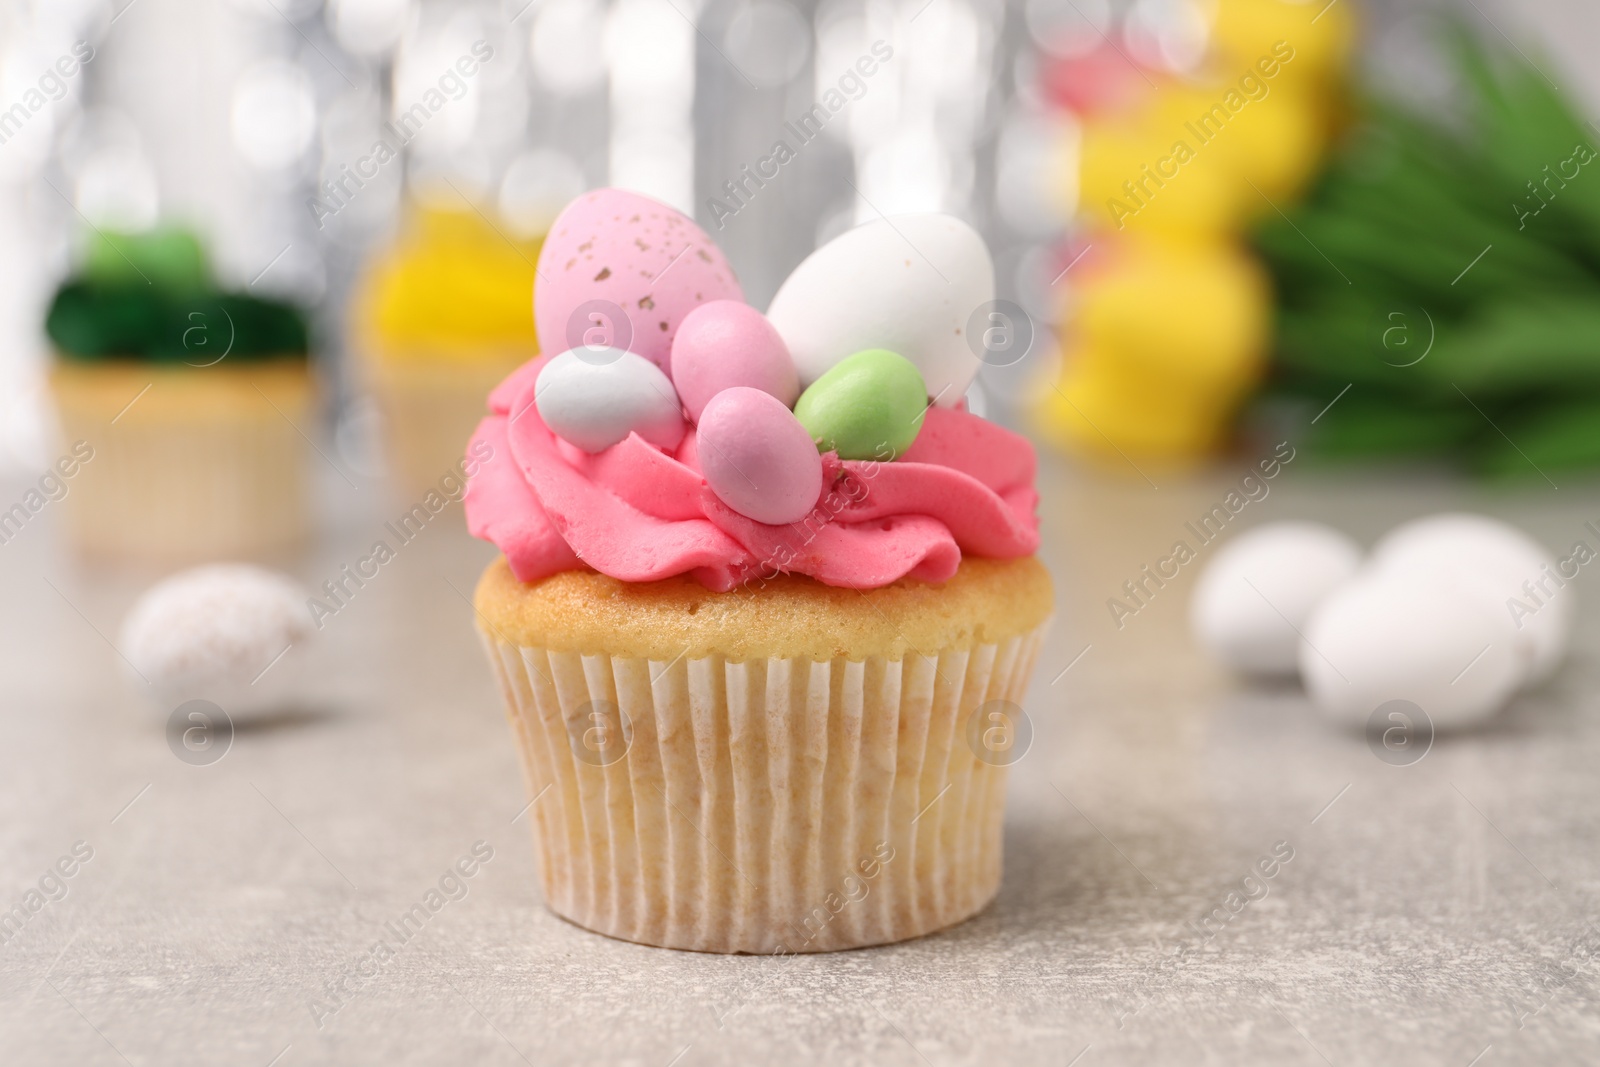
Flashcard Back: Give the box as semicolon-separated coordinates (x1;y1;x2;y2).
794;349;928;460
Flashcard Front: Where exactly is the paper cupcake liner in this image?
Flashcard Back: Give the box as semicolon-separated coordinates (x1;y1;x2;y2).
363;351;527;499
481;623;1048;953
53;365;312;561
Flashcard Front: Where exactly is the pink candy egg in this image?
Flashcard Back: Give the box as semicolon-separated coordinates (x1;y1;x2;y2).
697;387;822;526
671;300;799;422
535;189;743;375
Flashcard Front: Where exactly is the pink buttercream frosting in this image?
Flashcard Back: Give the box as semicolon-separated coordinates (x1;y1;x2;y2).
465;355;1040;591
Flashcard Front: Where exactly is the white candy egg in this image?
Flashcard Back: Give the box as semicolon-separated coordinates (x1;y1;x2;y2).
1370;513;1571;684
121;564;312;713
766;214;994;407
1191;521;1363;676
535;348;686;453
1300;573;1523;729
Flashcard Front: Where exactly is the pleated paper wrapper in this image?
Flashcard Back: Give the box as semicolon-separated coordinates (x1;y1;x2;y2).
360;349;526;499
481;623;1048;953
52;362;312;562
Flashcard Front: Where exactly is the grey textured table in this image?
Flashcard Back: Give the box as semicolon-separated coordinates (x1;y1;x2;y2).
1;452;1597;1067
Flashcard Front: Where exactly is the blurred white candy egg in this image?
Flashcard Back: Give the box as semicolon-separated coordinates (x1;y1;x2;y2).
1190;521;1362;676
766;214;994;407
121;564;311;713
1370;513;1571;684
1300;573;1522;730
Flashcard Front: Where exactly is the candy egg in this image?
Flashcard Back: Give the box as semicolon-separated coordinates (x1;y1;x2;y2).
1369;513;1571;685
670;300;798;422
1301;573;1523;729
535;348;686;453
697;387;822;525
766;214;994;407
1190;521;1362;677
535;188;743;375
794;349;927;460
121;564;312;716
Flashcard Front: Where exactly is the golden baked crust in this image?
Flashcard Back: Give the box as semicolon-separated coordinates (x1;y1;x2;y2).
473;554;1052;662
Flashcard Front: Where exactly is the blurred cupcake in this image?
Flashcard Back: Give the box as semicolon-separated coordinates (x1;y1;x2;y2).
47;228;313;562
467;189;1051;953
353;207;540;498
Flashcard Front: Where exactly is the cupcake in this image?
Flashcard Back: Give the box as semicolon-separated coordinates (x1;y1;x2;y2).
47;228;314;562
353;207;541;498
467;189;1049;953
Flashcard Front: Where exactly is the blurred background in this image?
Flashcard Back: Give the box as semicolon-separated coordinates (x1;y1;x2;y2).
6;0;1600;508
9;3;1600;1063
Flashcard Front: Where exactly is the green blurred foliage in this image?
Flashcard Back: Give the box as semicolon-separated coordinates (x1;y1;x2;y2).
1254;23;1600;477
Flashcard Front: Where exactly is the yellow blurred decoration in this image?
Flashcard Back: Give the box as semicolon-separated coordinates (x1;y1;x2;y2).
1149;83;1328;203
1076;109;1251;238
1074;237;1270;390
1208;0;1357;81
1039;349;1227;460
1038;0;1354;468
353;204;543;496
357;207;542;361
1041;237;1268;465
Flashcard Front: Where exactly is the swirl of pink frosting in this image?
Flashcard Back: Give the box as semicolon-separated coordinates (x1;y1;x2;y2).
464;355;1040;591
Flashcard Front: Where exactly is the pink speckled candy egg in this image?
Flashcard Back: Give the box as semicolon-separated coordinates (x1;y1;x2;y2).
697;387;821;526
671;300;799;423
536;189;743;375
